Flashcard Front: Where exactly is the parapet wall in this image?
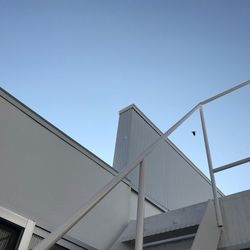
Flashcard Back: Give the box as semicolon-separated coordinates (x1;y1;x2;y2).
113;104;223;210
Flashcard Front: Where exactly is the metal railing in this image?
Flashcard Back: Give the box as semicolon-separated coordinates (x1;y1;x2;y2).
33;80;250;250
213;157;250;173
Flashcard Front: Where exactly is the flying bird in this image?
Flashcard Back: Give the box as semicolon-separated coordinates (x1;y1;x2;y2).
192;131;196;136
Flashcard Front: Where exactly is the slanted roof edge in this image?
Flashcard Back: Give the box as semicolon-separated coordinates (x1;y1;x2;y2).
0;87;167;212
120;104;224;197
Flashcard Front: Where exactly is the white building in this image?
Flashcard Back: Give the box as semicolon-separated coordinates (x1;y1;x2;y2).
0;82;249;250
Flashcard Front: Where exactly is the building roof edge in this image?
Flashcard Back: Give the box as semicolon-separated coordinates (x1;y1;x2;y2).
119;104;224;197
0;87;127;183
0;87;167;212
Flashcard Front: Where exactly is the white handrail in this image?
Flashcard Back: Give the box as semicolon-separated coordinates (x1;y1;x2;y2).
201;80;250;105
34;80;249;250
213;157;250;173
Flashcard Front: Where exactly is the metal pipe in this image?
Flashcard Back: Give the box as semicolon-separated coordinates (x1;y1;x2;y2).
33;104;200;250
213;157;250;173
135;161;145;250
18;220;36;250
199;105;223;227
201;80;250;105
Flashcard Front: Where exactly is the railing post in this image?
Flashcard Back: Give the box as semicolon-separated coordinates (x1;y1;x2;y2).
199;105;223;227
135;161;145;250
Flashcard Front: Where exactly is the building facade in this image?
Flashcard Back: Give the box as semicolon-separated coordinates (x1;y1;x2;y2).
0;85;249;250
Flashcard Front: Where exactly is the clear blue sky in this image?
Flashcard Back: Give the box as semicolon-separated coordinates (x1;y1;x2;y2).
0;0;249;195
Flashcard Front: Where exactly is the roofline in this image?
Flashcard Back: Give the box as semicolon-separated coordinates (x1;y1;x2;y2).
120;104;163;136
0;87;167;212
131;186;169;213
119;104;224;197
0;87;122;179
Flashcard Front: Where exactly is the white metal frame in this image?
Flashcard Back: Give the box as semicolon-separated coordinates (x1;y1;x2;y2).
0;206;36;250
199;105;223;227
32;226;93;250
135;161;145;249
33;80;250;250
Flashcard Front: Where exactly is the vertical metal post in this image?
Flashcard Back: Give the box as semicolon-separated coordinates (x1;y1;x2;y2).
135;161;145;250
199;105;223;227
18;220;36;250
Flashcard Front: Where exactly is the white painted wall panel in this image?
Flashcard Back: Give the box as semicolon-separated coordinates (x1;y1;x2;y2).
219;190;250;249
113;106;222;210
113;109;132;172
0;96;131;250
129;192;162;220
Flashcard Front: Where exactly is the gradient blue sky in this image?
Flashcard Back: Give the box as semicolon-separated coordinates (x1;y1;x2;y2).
0;0;249;195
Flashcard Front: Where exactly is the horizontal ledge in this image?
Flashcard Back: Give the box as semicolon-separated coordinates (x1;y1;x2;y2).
143;233;196;248
213;157;250;173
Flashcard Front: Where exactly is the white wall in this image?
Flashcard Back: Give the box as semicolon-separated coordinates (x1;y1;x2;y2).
129;192;162;220
113;105;223;210
0;94;132;250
